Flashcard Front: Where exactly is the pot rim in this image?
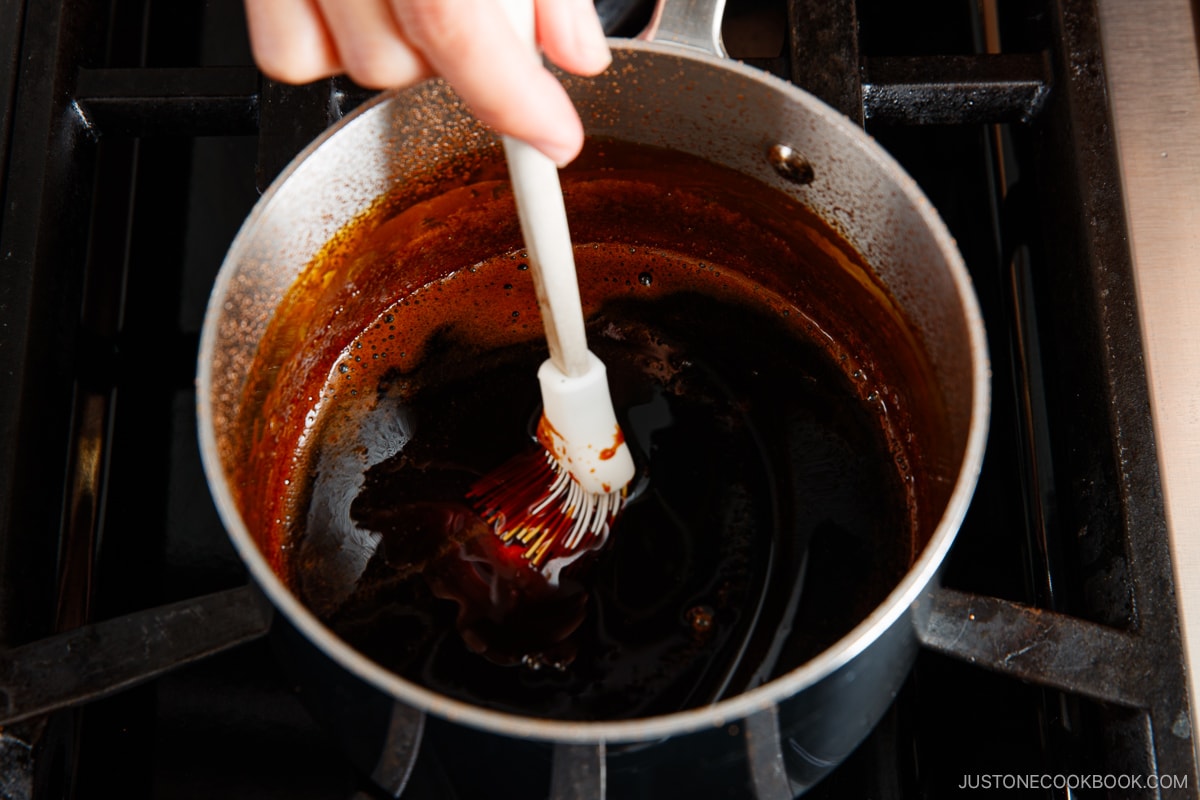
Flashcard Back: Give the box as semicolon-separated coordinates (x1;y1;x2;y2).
197;38;991;745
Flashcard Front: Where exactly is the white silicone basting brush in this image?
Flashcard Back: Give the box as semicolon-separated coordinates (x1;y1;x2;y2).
466;0;636;573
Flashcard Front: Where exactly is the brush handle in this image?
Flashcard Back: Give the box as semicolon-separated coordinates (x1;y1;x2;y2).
499;0;592;378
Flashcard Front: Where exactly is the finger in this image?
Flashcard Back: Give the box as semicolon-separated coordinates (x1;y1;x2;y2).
393;0;585;164
316;0;433;89
245;0;343;85
535;0;612;76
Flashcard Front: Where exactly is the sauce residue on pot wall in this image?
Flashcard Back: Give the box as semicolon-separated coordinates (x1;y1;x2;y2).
232;139;956;720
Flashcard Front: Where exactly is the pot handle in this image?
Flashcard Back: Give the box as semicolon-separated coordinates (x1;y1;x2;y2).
638;0;728;58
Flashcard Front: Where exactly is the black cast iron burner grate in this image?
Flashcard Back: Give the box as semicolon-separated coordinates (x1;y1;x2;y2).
0;0;1195;797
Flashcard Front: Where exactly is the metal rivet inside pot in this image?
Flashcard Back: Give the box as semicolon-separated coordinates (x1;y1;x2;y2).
768;144;815;184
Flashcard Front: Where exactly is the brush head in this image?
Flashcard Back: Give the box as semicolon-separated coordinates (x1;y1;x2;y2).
466;441;627;579
467;353;635;577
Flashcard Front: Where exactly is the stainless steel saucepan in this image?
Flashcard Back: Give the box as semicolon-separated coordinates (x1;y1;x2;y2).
195;0;990;794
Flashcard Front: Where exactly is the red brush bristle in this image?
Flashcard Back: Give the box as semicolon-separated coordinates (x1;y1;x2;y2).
467;446;626;569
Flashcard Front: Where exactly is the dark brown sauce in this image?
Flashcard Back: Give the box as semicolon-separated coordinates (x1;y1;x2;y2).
240;140;955;721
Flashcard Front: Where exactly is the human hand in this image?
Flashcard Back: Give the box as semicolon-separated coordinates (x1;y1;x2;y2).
244;0;612;165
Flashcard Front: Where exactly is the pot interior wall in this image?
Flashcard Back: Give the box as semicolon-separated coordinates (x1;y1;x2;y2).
564;48;978;456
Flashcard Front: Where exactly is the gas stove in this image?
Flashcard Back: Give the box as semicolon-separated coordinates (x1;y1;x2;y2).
1;0;1197;797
